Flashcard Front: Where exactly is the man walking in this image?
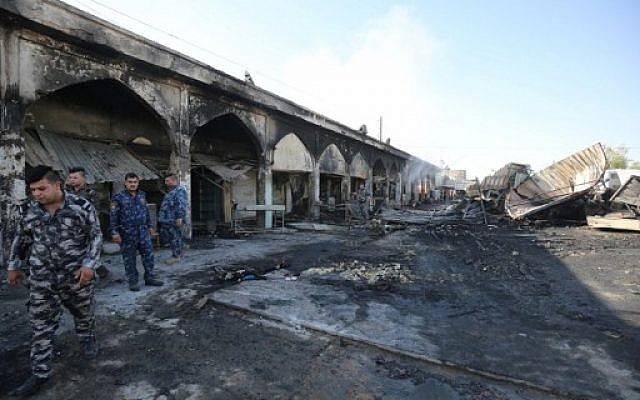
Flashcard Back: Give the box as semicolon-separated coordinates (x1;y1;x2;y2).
110;172;163;291
159;173;187;264
66;166;110;279
7;166;102;396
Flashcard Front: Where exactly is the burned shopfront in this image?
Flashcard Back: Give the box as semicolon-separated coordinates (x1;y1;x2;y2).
22;79;168;233
271;133;313;217
190;114;260;232
0;0;415;253
318;144;349;208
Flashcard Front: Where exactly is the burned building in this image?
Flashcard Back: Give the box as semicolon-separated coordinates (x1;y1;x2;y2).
0;0;438;258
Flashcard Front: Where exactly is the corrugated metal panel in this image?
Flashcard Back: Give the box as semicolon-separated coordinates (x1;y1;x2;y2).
24;130;63;170
192;153;253;181
611;175;640;207
38;131;159;183
505;143;607;219
480;163;529;192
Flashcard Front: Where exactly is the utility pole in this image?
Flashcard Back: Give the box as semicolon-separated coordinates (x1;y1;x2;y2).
379;116;383;142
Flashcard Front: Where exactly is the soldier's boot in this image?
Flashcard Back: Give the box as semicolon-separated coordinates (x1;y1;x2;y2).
96;265;110;279
128;281;140;292
82;337;99;360
9;375;49;397
144;277;164;287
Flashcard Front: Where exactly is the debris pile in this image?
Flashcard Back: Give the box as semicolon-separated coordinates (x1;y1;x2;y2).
439;143;636;230
587;174;640;231
369;143;638;232
504;143;607;220
302;260;414;287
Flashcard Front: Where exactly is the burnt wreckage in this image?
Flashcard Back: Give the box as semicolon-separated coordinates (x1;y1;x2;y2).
0;0;439;258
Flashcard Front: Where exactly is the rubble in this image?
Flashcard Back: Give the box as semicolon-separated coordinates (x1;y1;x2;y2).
505;143;607;220
468;163;530;210
610;175;640;208
379;201;486;227
586;175;639;231
587;212;640;232
301;260;414;288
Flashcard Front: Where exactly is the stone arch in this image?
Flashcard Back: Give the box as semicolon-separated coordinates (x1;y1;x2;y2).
21;51;180;133
390;162;400;177
23;78;173;146
22;78;174;179
373;158;387;177
272;133;313;172
349;152;370;179
318;143;347;176
191;112;264;157
190;113;263;226
22;78;174;233
187;95;266;157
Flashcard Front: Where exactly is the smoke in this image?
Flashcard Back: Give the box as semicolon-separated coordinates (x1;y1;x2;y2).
279;6;440;152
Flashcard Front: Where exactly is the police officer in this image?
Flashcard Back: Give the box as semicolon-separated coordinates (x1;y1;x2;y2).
7;165;102;396
66;166;97;204
110;172;163;291
66;166;110;279
159;173;188;264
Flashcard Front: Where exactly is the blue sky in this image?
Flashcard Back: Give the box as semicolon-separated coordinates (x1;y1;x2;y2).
63;0;640;178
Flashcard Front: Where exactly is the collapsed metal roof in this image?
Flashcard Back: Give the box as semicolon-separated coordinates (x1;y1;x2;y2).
480;163;530;192
33;131;159;183
192;153;253;181
505;143;607;219
24;130;63;171
611;175;640;207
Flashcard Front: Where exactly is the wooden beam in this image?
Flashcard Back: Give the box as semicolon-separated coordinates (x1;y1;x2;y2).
587;216;640;232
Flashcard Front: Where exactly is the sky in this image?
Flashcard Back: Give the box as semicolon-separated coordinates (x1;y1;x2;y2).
62;0;640;179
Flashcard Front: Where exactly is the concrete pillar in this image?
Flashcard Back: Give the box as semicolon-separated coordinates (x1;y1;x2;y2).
169;147;191;236
396;173;402;204
264;166;273;229
310;162;320;219
384;173;391;205
366;168;374;198
285;183;293;213
341;175;350;204
173;87;192;238
422;177;428;200
0;27;26;265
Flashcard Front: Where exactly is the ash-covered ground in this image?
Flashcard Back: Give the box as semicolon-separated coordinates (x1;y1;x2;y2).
1;221;638;399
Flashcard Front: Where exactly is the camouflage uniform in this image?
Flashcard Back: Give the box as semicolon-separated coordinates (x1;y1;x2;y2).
66;185;97;206
67;184;109;278
159;185;188;258
109;190;155;284
8;192;102;379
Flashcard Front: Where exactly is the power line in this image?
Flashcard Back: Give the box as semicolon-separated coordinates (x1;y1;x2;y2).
80;0;333;105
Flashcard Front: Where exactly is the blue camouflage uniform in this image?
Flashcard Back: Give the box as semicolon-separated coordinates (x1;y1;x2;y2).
109;190;155;284
159;185;187;257
8;192;102;378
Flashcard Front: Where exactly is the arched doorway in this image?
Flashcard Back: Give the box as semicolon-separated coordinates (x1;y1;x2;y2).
318;144;348;206
372;158;387;205
190;113;261;232
389;163;400;203
349;153;369;197
23;79;171;233
272;133;313;216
